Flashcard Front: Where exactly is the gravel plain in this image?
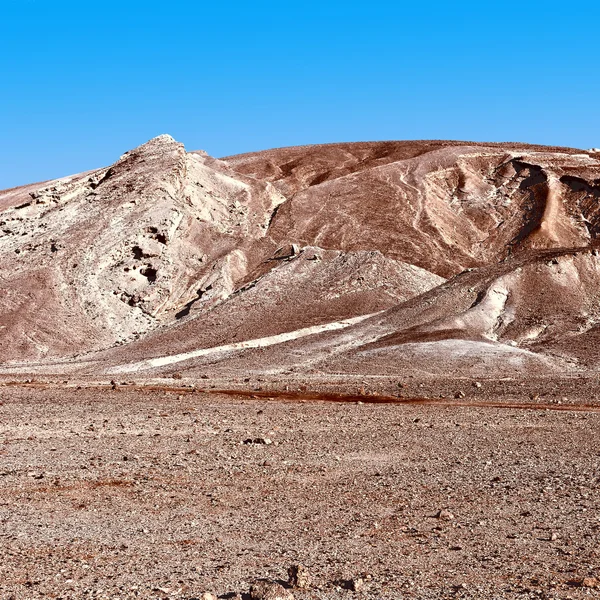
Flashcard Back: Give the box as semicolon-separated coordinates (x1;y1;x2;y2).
1;384;600;599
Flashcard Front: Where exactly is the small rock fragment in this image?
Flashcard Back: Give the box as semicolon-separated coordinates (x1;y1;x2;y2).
200;594;218;600
435;509;455;520
243;437;272;445
568;577;599;588
473;381;482;388
350;578;364;591
250;580;294;600
288;564;312;589
454;390;466;399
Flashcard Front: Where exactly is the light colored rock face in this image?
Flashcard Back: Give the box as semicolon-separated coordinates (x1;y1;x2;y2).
3;136;600;376
0;135;285;361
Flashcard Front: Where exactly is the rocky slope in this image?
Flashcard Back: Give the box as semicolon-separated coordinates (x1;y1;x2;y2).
0;135;286;361
2;136;600;378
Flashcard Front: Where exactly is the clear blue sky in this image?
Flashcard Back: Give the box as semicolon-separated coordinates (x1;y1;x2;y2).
2;0;599;189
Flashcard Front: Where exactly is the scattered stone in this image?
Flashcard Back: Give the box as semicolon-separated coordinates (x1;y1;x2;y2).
435;509;455;520
200;594;217;600
243;437;273;445
550;532;559;541
249;580;294;600
172;372;182;380
473;381;482;388
350;577;364;592
568;577;599;588
454;390;466;399
288;564;312;589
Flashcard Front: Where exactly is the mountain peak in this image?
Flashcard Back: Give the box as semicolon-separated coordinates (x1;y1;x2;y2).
117;134;184;162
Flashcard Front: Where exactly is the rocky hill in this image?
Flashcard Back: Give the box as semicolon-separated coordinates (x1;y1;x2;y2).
2;136;600;380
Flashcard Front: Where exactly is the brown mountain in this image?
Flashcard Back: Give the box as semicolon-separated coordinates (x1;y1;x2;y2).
2;136;600;381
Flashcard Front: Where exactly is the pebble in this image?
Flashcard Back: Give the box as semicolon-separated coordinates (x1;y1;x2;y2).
288;564;311;589
581;577;599;588
435;509;455;520
569;577;599;588
243;437;273;445
249;580;295;600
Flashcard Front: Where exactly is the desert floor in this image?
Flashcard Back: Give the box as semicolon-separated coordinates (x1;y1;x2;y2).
1;383;600;599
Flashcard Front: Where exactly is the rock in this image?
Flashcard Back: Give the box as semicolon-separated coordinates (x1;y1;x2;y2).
172;372;182;379
435;509;455;520
454;390;466;399
249;580;294;600
350;578;364;591
472;381;482;388
273;244;299;260
568;577;599;588
200;594;218;600
243;437;273;445
288;564;312;589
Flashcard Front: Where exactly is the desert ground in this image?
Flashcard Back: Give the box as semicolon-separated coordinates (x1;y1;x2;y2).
1;380;600;599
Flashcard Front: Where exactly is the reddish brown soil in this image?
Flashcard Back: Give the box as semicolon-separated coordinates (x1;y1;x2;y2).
2;385;600;599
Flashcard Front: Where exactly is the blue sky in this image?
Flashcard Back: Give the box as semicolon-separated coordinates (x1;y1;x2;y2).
1;0;599;189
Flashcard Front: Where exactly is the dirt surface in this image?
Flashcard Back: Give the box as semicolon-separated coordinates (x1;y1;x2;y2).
2;385;600;599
